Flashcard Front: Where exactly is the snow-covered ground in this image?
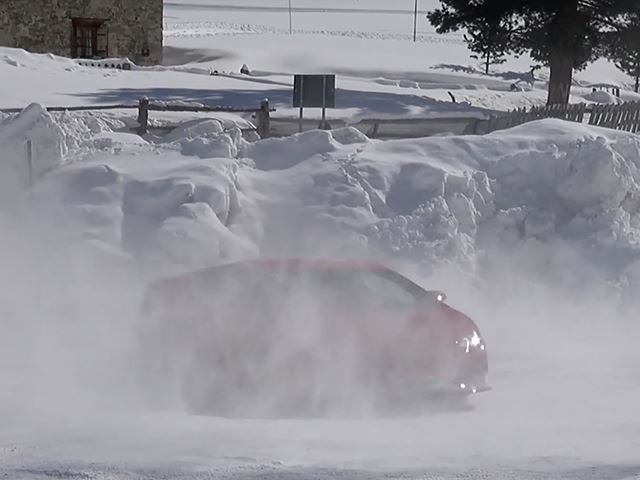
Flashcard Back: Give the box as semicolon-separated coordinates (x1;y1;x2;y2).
2;1;640;479
2;104;640;480
2;0;639;122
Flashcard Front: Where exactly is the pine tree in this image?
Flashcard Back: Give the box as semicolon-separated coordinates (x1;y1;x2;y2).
606;17;640;92
427;0;640;105
464;16;519;75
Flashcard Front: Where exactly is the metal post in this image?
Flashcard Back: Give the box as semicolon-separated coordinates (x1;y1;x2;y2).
137;97;149;135
26;140;34;198
413;0;418;42
298;76;304;133
321;75;327;129
288;0;293;34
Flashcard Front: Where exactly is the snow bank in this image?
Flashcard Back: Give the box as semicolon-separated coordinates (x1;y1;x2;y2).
0;104;129;204
582;90;622;104
330;127;370;145
4;105;640;285
0;104;67;200
163;118;225;143
52;111;126;151
354;122;640;266
243;120;640;280
162;119;248;159
65;158;250;268
0;105;260;269
243;129;367;171
0;47;79;71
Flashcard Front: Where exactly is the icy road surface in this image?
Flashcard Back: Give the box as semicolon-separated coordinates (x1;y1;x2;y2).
1;253;639;480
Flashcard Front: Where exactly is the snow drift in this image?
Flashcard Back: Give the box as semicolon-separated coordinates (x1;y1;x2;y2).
0;104;67;201
3;106;640;283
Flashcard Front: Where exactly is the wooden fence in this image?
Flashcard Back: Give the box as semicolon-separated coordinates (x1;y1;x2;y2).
588;102;640;132
136;97;273;137
486;101;640;134
0;97;274;139
7;97;639;140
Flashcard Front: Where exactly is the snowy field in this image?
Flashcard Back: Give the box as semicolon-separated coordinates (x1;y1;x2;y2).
2;1;640;480
1;0;639;120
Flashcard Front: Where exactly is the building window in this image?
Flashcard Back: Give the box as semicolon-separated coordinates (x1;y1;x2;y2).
72;18;108;59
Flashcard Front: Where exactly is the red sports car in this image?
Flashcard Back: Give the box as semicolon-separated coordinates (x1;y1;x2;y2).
138;259;489;414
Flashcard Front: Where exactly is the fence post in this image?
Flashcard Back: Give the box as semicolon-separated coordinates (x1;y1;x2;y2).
137;97;149;135
256;99;271;139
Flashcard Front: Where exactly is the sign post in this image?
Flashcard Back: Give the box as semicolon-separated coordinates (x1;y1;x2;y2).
288;0;293;35
26;140;34;200
298;75;305;132
413;0;418;42
321;75;327;129
293;74;336;133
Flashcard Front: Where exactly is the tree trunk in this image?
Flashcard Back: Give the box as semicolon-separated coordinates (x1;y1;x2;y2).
485;48;491;75
546;0;579;105
635;74;639;94
547;51;574;105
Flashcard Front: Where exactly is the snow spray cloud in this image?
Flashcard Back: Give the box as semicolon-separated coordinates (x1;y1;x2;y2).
137;263;402;417
135;197;640;419
221;127;640;418
0;112;638;424
0;211;147;418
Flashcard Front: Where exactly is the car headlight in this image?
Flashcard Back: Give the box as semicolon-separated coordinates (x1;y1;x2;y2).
456;331;485;353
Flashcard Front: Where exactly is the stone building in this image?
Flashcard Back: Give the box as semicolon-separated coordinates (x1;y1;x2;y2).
0;0;163;65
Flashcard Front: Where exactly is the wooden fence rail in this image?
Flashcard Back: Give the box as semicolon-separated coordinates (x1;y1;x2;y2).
487;101;640;134
0;98;275;139
136;97;273;138
6;98;639;140
0;104;138;114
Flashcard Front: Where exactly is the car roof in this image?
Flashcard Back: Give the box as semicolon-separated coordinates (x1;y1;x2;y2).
237;258;389;271
146;259;391;294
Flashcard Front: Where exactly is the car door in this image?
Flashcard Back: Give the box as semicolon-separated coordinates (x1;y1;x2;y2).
346;269;442;382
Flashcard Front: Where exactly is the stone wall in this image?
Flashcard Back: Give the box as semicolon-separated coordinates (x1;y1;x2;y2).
0;0;163;65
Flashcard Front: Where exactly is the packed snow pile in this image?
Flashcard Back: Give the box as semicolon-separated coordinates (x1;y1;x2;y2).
120;159;251;266
0;104;128;203
239;121;640;277
0;104;67;201
2;106;640;283
243;129;342;170
583;90;623;104
0;47;79;72
161;118;248;159
33;156;252;269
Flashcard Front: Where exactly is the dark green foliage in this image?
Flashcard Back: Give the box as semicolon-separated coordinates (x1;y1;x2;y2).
605;14;640;92
464;16;521;74
427;0;640;104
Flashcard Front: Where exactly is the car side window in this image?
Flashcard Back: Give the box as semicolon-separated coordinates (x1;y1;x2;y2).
357;271;417;309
